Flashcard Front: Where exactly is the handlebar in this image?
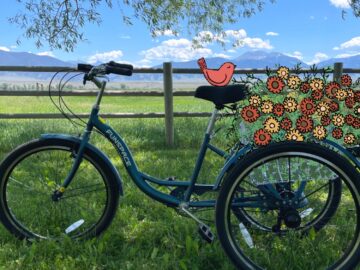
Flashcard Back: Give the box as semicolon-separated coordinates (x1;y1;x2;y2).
77;61;133;77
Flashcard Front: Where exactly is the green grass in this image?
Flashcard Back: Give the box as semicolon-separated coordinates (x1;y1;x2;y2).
0;95;359;270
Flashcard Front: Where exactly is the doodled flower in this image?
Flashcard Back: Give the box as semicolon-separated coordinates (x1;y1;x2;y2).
345;114;355;125
321;116;331;126
332;128;343;139
332;113;345;127
355;91;360;102
300;98;316;115
286;129;304;141
345;97;355;108
352;118;360;129
277;66;290;79
325;82;340;98
335;89;347;101
300;82;311;93
287;75;301;89
341;74;352;87
264;117;280;133
329;101;339;112
316;101;330;116
249;95;262;107
310;78;324;91
254;129;272;146
280;117;292;130
296;115;314;133
283;97;298;113
347;88;354;98
261;100;274;113
312;89;324;101
241;106;260;123
344;133;356;145
267;76;285;93
273;103;285;117
313;125;327;140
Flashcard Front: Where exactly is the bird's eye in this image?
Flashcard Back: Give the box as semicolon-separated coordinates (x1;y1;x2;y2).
227;66;230;69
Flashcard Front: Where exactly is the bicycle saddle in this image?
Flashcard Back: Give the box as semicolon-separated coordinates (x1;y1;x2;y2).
194;84;248;106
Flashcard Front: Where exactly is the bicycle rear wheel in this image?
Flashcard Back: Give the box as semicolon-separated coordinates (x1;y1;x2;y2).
216;142;360;270
0;138;120;240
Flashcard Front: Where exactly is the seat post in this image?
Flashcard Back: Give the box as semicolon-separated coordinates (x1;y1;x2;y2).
206;108;218;135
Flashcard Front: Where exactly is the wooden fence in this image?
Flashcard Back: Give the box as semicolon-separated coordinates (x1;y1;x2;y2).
0;62;358;146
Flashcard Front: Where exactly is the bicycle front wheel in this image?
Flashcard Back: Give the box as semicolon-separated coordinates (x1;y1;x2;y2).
216;142;360;270
0;138;120;240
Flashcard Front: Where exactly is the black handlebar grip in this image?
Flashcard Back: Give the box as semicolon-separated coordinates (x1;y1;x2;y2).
108;61;134;70
105;66;133;76
77;64;93;72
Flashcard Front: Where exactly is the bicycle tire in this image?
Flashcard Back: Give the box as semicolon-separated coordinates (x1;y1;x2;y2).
216;142;360;270
0;138;120;240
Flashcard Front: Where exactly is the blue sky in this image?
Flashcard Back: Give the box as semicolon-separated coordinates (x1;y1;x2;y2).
0;0;360;67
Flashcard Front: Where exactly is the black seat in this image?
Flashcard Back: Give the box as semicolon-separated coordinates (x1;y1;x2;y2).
194;84;248;107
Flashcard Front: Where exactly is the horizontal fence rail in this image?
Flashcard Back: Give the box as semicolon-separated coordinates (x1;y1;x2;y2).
0;62;358;145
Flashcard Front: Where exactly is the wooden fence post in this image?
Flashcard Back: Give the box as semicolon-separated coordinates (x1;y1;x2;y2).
333;62;343;83
163;62;174;146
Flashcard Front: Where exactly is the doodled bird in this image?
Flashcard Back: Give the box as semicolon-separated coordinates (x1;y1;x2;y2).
197;57;236;87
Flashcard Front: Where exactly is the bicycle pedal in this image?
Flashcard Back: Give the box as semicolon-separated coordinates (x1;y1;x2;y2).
198;223;214;244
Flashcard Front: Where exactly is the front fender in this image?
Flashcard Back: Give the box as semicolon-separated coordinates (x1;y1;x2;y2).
40;134;123;196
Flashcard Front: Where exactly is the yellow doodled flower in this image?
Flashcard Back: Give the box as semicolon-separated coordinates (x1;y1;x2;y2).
249;95;262;107
332;114;345;127
316;101;330;116
287;75;301;89
313;125;327;140
283;97;298;113
261;100;274;114
277;66;290;79
335;89;347;101
286;129;304;141
310;78;324;91
344;133;356;145
264;117;280;133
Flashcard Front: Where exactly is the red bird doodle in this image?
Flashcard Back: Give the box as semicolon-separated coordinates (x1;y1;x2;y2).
197;57;236;87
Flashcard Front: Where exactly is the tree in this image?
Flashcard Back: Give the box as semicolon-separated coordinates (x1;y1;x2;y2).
9;0;360;52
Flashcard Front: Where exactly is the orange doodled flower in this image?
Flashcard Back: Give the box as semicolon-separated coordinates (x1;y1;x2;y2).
283;97;298;113
341;74;352;87
277;66;290;79
300;98;316;115
261;100;274;114
321;116;331;126
325;82;340;98
273;103;285;117
267;76;285;93
280;117;292;130
249;95;262;107
286;129;304;141
332;113;345;127
312;89;324;101
288;75;301;89
313;125;327;140
345;114;355;125
335;89;347;101
332;128;343;139
316;101;330;116
296;115;314;133
329;101;339;112
300;82;311;93
345;97;355;108
264;117;280;133
352;118;360;129
344;133;356;145
241;106;260;123
310;78;324;91
254;129;272;146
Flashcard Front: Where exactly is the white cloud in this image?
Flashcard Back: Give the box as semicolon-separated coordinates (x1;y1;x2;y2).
285;51;303;60
10;45;17;49
240;37;272;49
154;30;176;37
335;52;360;58
329;0;350;8
306;52;329;65
37;51;55;57
120;35;131;39
213;53;231;59
266;32;279;36
335;36;360;50
87;50;123;64
0;46;10;52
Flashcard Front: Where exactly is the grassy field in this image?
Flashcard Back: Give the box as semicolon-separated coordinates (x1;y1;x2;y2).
0;94;359;270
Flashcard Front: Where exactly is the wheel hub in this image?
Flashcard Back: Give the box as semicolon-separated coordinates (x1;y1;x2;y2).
283;208;301;228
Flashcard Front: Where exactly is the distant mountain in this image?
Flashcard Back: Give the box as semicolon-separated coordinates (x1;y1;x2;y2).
317;54;360;69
